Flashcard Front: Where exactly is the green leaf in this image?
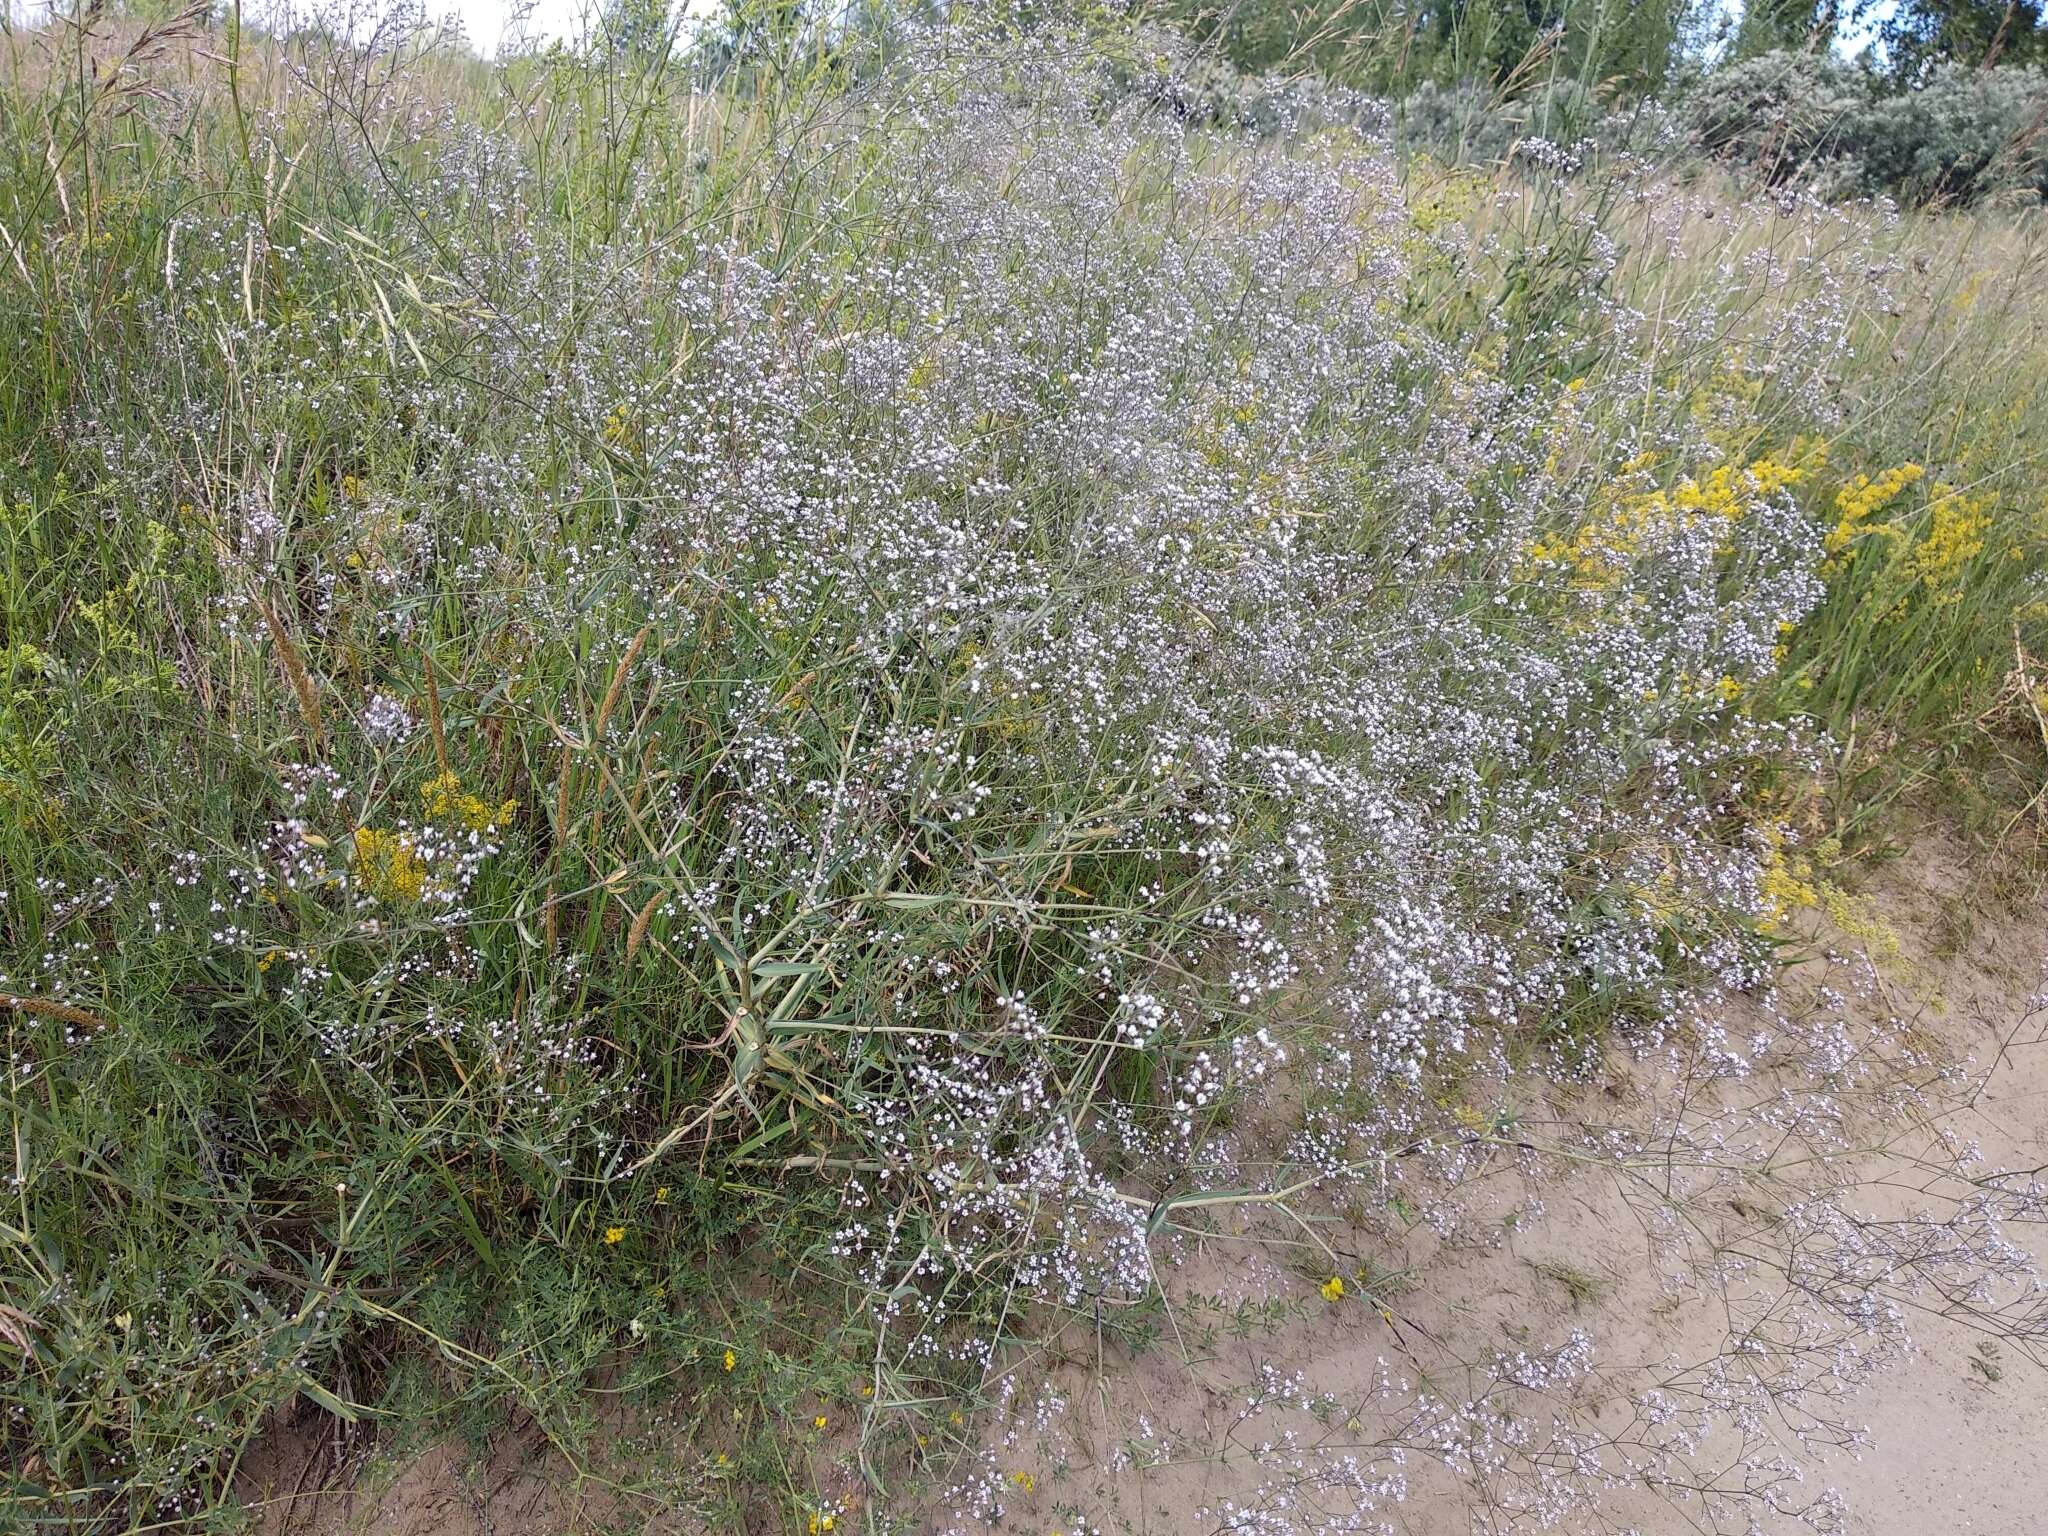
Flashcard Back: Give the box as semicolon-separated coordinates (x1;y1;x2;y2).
298;1376;365;1423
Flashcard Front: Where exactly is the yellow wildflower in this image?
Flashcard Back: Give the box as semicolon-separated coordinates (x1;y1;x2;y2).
1910;485;1992;598
422;770;515;833
1320;1275;1345;1303
723;1348;736;1371
603;1225;625;1245
1826;462;1923;560
352;827;425;903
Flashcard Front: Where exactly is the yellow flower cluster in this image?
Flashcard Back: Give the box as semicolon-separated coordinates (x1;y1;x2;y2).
1825;462;1923;560
1525;448;1818;593
352;826;426;903
1405;164;1491;237
422;770;515;833
1689;364;1766;451
1756;831;1901;959
1909;486;1992;599
1756;833;1818;926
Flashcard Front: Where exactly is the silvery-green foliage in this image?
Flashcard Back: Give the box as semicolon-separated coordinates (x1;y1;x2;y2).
1096;23;1388;137
1831;61;2048;203
1682;49;2048;204
1681;49;1874;180
1390;77;1522;162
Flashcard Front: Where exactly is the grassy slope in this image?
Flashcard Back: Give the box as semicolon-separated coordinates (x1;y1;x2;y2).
1;9;2045;1533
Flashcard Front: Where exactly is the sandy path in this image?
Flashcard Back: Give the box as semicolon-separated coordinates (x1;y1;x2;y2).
1810;853;2048;1536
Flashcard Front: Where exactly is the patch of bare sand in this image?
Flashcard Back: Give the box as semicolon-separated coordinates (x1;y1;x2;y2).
1809;847;2048;1536
235;1423;637;1536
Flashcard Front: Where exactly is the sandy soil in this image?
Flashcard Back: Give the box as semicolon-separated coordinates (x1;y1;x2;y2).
984;838;2048;1536
238;836;2048;1536
1802;849;2048;1536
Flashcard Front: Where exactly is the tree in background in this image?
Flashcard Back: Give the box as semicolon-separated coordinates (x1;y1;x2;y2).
598;0;679;61
1141;0;1695;94
692;0;937;85
1854;0;2048;79
1728;0;1839;59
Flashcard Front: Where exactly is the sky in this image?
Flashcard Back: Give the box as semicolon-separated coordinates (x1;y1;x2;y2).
427;0;727;55
325;0;723;55
427;0;598;53
1;0;723;55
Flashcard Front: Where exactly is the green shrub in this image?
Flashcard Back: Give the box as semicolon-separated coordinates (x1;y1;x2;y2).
1681;48;2048;204
1835;61;2048;203
1681;48;1874;180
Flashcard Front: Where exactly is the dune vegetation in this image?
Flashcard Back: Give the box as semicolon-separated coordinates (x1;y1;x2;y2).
3;2;2047;1531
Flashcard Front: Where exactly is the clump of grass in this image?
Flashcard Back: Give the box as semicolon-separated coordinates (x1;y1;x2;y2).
0;5;2045;1534
1529;1258;1608;1309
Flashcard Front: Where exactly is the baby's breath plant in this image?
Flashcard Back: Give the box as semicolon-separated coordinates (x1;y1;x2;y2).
1;5;2046;1533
